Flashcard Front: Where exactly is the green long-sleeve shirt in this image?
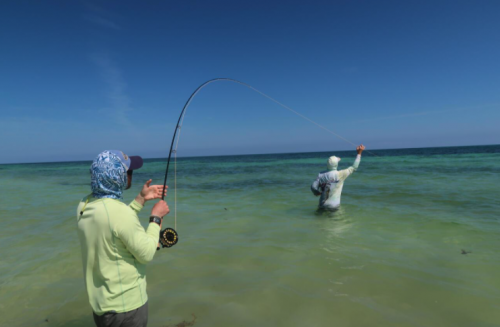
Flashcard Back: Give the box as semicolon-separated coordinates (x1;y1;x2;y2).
76;196;160;315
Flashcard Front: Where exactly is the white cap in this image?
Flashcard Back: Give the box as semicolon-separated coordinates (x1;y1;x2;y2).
327;156;340;170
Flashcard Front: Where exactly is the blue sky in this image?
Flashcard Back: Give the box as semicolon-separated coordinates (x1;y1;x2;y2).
1;0;499;163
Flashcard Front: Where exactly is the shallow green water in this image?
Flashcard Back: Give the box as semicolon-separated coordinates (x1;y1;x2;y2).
1;145;499;327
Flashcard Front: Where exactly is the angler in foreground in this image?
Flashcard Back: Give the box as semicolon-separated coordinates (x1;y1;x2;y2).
76;150;168;327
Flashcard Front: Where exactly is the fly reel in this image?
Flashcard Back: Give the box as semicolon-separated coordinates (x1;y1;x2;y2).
159;227;178;248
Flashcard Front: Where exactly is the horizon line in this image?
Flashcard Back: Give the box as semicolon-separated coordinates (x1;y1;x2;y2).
1;143;498;166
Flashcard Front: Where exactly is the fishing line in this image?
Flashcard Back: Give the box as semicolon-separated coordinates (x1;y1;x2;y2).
157;77;373;249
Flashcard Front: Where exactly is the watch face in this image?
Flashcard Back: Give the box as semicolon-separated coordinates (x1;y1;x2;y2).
150;216;162;224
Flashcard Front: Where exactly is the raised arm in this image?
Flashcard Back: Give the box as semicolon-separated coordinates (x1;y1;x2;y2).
339;145;365;180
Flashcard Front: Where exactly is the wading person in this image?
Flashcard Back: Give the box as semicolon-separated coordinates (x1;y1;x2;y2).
311;145;365;210
77;150;169;327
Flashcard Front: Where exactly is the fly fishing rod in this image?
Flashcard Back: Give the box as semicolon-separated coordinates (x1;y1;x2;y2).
157;78;373;249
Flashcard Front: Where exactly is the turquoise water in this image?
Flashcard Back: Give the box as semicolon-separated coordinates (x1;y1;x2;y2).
1;145;499;327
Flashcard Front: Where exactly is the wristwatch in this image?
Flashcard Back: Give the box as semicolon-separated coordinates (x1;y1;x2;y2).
149;215;162;226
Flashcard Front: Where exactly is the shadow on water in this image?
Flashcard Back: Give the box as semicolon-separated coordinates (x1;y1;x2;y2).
41;314;198;327
24;315;93;327
314;206;355;240
314;206;347;219
162;314;197;327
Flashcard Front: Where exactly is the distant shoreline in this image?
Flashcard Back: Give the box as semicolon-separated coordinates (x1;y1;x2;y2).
1;143;499;166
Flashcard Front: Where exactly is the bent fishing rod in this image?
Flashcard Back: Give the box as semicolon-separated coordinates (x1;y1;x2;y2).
157;78;371;249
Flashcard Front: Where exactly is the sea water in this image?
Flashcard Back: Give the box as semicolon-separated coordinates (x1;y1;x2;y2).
0;145;499;327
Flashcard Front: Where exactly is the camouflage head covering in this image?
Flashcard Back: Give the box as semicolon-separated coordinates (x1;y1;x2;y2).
90;151;127;199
